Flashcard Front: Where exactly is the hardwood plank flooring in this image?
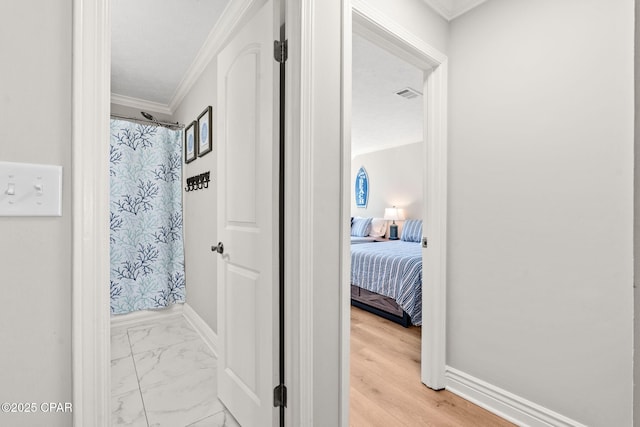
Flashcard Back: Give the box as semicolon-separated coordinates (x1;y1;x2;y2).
350;306;515;427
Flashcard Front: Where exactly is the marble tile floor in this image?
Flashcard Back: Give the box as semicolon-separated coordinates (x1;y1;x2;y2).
111;316;240;427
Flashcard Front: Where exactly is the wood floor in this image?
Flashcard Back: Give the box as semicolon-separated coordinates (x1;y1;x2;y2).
350;306;515;427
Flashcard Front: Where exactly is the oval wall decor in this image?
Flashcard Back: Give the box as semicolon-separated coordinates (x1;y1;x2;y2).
355;166;369;208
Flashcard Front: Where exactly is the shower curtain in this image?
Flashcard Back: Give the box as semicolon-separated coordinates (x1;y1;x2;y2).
109;119;186;314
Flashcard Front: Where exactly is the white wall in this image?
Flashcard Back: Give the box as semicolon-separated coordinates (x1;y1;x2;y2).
362;0;449;54
172;58;218;332
351;142;423;231
0;1;72;426
448;1;634;425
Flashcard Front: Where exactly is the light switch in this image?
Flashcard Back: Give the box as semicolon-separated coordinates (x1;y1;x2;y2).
0;161;63;216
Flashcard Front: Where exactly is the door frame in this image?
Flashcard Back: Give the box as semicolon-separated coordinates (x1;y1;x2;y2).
343;0;449;393
292;0;449;424
71;0;111;425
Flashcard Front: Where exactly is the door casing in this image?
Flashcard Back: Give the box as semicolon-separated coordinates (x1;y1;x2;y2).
339;0;449;420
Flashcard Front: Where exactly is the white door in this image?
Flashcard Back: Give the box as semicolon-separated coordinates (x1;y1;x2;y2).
216;1;279;425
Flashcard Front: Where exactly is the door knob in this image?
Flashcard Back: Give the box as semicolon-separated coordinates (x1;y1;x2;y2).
211;242;224;254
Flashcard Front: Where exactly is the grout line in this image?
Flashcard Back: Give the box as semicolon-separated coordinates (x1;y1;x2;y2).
128;326;151;427
186;407;228;427
125;317;201;356
129;336;203;357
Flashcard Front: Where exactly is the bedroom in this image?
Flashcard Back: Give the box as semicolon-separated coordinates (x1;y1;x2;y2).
349;30;425;325
349;28;436;424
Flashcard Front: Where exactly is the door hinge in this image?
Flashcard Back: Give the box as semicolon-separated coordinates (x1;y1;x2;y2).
422;237;428;248
273;384;287;408
274;40;288;63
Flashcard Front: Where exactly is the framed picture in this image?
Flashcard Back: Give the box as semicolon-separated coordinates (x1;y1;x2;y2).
184;120;197;163
197;106;213;157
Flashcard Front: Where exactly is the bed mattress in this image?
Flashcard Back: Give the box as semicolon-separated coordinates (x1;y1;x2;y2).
350;240;422;325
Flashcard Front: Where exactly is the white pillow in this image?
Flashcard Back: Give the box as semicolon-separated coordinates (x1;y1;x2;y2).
368;218;387;237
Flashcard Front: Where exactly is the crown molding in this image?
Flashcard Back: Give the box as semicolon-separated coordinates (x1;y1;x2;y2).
449;0;488;20
422;0;453;20
421;0;487;21
167;0;258;113
112;0;259;117
110;93;173;115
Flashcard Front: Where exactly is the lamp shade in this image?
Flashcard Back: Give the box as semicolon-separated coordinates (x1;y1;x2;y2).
384;207;405;221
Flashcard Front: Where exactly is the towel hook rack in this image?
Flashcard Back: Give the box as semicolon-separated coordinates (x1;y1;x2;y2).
185;171;211;192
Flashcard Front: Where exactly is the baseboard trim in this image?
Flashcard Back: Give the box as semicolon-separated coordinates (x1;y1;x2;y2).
445;367;587;427
182;303;218;358
110;303;184;332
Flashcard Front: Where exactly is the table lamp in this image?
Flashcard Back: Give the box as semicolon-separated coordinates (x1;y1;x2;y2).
384;206;404;240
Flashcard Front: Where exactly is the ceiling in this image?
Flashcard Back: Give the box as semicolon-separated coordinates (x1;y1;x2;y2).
111;0;230;105
111;0;486;155
351;33;423;157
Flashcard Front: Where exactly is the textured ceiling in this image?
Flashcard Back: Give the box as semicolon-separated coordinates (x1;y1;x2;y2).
111;0;230;104
112;1;424;156
351;33;423;157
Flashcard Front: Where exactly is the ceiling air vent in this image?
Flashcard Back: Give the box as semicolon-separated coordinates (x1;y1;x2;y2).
394;87;422;99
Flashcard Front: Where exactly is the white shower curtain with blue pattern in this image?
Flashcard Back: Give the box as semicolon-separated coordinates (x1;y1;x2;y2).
109;119;186;314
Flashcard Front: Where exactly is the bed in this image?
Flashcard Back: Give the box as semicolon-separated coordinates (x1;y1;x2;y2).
350;231;423;327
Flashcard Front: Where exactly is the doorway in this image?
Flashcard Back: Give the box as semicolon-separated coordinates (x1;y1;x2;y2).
348;22;426;422
341;2;449;421
72;0;284;425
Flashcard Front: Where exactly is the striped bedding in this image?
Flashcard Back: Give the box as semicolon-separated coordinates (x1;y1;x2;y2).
350;240;422;325
351;236;377;244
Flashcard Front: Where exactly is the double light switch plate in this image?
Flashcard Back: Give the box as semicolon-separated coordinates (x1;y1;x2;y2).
0;161;63;217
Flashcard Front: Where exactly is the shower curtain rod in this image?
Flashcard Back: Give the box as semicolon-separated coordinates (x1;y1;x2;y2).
110;114;185;130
